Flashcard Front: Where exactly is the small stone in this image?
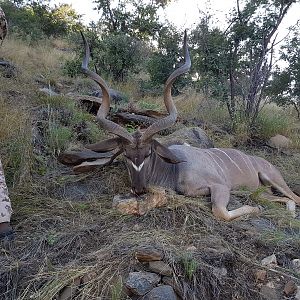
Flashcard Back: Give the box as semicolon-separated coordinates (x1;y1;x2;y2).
162;276;182;297
125;271;160;296
260;283;280;300
212;267;227;277
142;285;177;300
295;286;300;300
284;280;297;296
135;245;163;262
58;277;81;300
261;254;277;267
82;272;97;284
149;261;173;276
185;246;197;252
292;259;300;273
255;269;267;282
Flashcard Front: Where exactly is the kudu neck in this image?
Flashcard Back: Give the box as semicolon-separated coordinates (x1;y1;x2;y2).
146;151;177;190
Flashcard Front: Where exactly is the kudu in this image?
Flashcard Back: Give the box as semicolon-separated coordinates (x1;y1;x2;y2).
59;31;300;221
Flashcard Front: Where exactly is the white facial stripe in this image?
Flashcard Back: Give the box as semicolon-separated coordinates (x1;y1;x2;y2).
131;161;144;172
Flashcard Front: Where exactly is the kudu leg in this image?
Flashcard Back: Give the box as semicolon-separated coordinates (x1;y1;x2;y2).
210;184;260;221
260;192;296;217
259;172;300;204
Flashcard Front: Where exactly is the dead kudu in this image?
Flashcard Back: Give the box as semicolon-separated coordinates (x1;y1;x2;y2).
59;32;300;221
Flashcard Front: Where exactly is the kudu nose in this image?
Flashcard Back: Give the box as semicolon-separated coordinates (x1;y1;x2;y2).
132;187;147;195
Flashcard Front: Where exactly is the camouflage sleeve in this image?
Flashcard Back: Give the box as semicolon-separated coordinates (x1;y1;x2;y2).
0;158;12;223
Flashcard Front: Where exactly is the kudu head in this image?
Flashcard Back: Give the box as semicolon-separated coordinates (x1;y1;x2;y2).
80;31;191;195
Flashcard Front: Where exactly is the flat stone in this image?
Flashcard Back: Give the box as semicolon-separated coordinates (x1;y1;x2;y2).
212;267;227;277
58;277;81;300
261;254;277;267
284;280;297;296
149;261;173;276
162;276;186;299
295;286;300;300
125;271;160;296
157;127;214;149
292;259;300;273
261;283;280;300
113;188;167;215
135;245;163;262
255;269;267;282
142;285;177;300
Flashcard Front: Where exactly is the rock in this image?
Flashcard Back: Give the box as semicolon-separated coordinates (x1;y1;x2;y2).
148;261;173;276
125;271;160;296
261;282;280;300
141;285;177;300
82;272;97;284
135;245;163;262
157;127;214;149
39;87;59;97
255;269;267;282
185;245;197;252
58;277;81;300
286;200;296;218
162;277;182;297
292;259;300;273
212;267;227;277
293;184;300;197
295;286;300;300
284;280;297;296
112;187;167;215
261;254;277;267
267;134;291;150
91;88;126;103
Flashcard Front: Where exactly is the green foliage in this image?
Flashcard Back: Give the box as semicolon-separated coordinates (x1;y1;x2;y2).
190;0;296;132
63;55;82;77
93;0;164;40
181;253;198;281
97;33;144;81
138;100;159;110
111;277;123;300
1;0;83;41
255;107;292;139
46;123;73;156
266;25;300;118
147;25;191;93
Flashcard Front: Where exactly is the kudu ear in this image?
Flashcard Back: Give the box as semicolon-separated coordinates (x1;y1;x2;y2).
152;140;184;164
85;137;122;152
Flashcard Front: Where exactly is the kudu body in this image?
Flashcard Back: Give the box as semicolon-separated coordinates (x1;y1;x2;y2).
59;32;300;221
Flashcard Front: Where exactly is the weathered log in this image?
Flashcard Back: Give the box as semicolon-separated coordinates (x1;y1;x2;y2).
73;157;112;173
113;112;157;126
58;149;114;166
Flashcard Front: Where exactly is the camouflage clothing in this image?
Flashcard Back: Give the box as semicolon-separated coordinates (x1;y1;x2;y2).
0;6;7;42
0;158;12;223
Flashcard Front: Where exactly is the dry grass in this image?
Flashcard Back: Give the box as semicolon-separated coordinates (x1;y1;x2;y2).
1;36;300;300
1;36;73;80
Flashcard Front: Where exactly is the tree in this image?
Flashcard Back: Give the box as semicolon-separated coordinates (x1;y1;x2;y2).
1;0;82;40
266;26;300;118
147;25;190;94
191;0;296;131
93;0;168;40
